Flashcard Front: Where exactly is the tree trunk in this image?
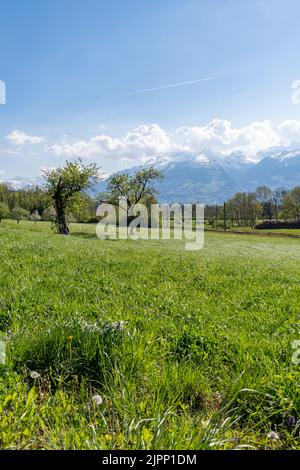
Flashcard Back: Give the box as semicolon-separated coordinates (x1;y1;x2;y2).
54;198;69;235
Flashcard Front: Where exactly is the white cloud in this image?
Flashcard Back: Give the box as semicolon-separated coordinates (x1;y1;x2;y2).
49;119;300;167
277;120;300;146
174;119;281;156
4;119;300;172
6;130;45;146
51;124;183;165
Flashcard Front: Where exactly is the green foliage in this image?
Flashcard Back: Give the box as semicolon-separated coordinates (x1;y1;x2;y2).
226;192;261;227
99;166;163;207
0;202;9;221
10;207;29;221
43;159;101;234
0;182;48;213
43;159;100;207
0;181;98;224
218;186;300;227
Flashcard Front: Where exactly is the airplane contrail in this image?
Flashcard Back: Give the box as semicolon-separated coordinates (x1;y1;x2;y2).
113;76;216;98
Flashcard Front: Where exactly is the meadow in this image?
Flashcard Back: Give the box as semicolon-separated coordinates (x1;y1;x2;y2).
0;220;300;449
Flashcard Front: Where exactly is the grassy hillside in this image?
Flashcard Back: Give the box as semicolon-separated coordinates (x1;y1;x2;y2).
0;221;300;449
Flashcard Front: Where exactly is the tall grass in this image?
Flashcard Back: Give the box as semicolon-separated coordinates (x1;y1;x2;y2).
0;223;300;448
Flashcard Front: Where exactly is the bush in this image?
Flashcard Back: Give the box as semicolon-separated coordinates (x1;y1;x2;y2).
255;220;300;229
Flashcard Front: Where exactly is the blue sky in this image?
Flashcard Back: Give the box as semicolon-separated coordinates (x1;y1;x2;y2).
1;0;300;178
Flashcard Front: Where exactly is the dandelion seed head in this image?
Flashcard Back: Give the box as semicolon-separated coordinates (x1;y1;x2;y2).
92;394;103;405
30;371;40;379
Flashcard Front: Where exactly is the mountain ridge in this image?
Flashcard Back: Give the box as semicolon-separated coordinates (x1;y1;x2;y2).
2;145;300;204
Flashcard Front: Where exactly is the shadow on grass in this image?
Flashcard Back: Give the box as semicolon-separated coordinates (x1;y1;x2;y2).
71;232;120;241
70;232;98;239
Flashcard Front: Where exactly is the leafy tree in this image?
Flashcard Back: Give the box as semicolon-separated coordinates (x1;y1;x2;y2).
227;192;260;227
99;166;163;225
205;205;219;228
43;160;100;234
0;202;9;222
0;183;12;206
284;186;300;221
256;186;273;220
10;207;29;223
272;188;287;220
67;192;95;223
256;186;272;205
29;210;42;223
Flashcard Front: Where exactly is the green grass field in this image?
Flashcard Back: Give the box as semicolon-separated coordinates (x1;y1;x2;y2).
0;220;300;449
204;223;300;237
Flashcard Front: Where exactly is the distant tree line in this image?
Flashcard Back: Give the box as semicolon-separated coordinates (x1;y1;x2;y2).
0;161;163;234
205;185;300;228
0;181;98;225
2;161;300;232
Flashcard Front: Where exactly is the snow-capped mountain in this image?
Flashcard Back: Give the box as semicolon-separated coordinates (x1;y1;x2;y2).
93;150;257;203
152;154;233;204
144;146;300;203
217;150;256;170
244;146;300;192
0;176;43;189
2;146;300;204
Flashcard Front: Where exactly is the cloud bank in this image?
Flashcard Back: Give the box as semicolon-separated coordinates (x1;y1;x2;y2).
3;119;300;172
49;119;300;166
